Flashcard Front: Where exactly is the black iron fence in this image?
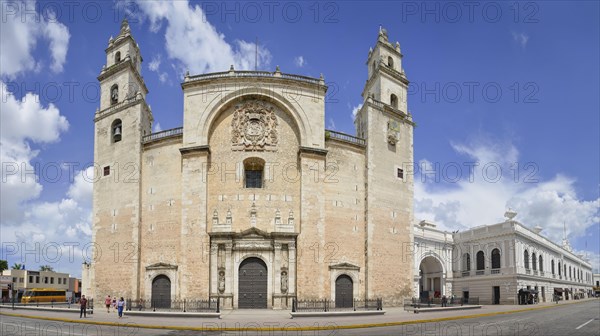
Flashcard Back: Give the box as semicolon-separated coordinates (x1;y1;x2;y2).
126;298;219;313
403;296;479;310
292;298;382;312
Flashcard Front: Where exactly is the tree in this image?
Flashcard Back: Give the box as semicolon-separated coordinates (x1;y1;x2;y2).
0;260;8;273
11;263;23;270
40;265;54;272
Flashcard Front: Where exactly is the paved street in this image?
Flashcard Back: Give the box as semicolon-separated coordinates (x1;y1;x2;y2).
1;299;598;335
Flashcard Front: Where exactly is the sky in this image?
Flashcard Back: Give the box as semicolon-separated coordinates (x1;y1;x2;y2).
0;1;598;278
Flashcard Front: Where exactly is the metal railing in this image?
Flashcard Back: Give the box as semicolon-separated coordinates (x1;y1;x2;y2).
403;296;479;310
491;269;501;274
185;70;323;86
325;130;366;146
142;127;183;143
292;298;382;312
126;298;219;313
475;270;485;275
462;271;470;277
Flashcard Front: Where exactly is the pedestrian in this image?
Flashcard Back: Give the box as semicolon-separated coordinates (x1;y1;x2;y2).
79;295;88;318
441;295;447;307
117;297;125;318
112;296;117;311
105;295;111;313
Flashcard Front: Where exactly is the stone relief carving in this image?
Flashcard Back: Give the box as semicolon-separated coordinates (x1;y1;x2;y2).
281;270;288;293
218;268;225;293
231;100;278;151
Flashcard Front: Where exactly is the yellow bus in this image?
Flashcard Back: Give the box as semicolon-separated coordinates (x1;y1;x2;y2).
21;288;67;303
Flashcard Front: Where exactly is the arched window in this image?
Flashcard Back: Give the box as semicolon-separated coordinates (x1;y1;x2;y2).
110;84;118;105
491;249;501;269
244;157;265;189
539;255;543;272
463;253;470;271
476;251;485;270
532;252;537;270
551;260;555;274
558;262;561;275
111;119;122;143
387;56;394;68
564;264;567;276
115;51;121;63
390;94;398;109
524;250;529;269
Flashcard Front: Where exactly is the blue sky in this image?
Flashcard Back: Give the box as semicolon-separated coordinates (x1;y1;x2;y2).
1;1;598;277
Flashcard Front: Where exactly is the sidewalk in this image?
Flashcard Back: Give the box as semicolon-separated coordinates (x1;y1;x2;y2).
1;298;597;331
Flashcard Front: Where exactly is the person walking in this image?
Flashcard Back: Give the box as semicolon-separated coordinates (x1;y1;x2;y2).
79;295;88;318
105;295;111;313
117;297;125;318
112;296;117;311
441;295;448;307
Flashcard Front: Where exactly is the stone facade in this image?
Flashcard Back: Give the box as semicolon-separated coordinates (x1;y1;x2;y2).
89;22;415;308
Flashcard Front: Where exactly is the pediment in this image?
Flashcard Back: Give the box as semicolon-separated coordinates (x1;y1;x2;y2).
145;262;178;270
329;262;360;271
236;227;270;239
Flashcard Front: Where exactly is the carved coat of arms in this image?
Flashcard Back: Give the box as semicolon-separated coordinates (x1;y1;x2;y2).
231;100;278;151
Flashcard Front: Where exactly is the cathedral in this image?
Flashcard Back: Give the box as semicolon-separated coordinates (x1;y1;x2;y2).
88;20;414;309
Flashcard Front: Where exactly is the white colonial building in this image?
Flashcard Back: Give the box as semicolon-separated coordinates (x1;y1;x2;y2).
413;220;453;300
414;210;595;304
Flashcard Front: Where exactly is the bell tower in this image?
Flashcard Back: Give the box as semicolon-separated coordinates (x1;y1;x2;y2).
91;19;152;301
355;27;415;304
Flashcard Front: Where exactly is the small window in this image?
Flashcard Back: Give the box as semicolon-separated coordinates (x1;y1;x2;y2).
110;84;119;105
244;157;265;189
29;276;33;283
388;56;394;68
50;277;54;284
36;276;39;283
112;119;122;143
397;168;404;179
103;166;110;176
390;94;398;109
58;278;61;284
115;51;121;63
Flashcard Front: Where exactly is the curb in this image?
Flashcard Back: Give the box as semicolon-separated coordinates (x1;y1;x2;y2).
408;305;482;313
0;299;596;332
290;310;386;318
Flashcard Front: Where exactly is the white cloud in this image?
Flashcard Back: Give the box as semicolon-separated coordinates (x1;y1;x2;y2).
147;55;169;83
512;31;529;49
0;0;70;78
133;0;271;74
415;139;599;251
148;55;161;72
0;81;69;224
351;103;363;120
327;118;336;130
0;167;93;276
294;56;305;67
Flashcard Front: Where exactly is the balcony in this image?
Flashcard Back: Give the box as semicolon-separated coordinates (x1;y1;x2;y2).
461;271;470;277
533;270;538;276
491;269;501;275
325;130;366;147
525;269;531;274
475;270;485;276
